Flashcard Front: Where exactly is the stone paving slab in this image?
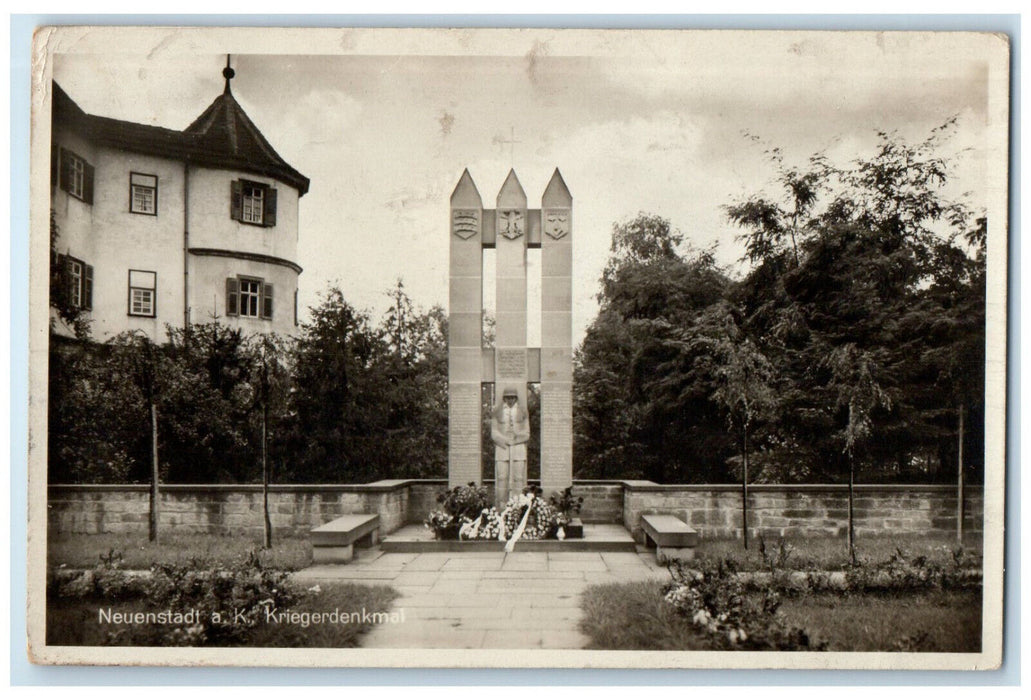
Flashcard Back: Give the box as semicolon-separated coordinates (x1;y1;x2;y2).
441;558;504;571
291;546;671;649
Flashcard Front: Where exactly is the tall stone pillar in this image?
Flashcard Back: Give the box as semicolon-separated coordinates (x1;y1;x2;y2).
448;170;484;488
494;169;530;439
540;169;574;496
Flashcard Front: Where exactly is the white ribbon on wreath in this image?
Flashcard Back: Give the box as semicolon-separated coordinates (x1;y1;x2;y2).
459;512;483;540
504;492;535;553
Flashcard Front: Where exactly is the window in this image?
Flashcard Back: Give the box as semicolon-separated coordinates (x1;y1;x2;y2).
225;276;274;320
60;255;93;311
230;180;277;227
128;270;156;317
58;148;94;204
242;184;264;224
130;173;158;215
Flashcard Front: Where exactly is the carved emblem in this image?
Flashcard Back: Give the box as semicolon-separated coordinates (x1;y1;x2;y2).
545;210;570;239
452;210;479;240
498;210;524;240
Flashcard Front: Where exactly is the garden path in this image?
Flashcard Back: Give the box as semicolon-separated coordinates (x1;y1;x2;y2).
291;548;668;649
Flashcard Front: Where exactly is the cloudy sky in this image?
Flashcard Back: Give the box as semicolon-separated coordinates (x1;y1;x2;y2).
51;29;998;345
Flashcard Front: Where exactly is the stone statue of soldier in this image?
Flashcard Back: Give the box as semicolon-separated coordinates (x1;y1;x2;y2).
491;386;530;507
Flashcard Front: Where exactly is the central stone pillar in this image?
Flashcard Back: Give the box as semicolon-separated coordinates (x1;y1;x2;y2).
493;171;530;503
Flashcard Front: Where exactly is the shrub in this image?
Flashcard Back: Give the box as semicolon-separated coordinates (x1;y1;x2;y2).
48;548;307;646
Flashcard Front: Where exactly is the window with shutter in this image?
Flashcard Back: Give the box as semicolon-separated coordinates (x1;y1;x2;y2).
226;276;275;321
231;179;277;227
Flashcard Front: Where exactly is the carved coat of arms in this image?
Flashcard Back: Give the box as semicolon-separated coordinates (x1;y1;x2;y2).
544;210;570;239
452;210;479;240
498;209;524;240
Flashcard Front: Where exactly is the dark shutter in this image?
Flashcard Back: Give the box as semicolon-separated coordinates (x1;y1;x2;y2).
230;180;243;221
226;278;239;316
84;264;94;311
264;188;277;227
83;162;95;205
51;147;59;188
293;288;298;327
64;256;75;305
262;283;274;319
59;148;72;195
53;253;67;306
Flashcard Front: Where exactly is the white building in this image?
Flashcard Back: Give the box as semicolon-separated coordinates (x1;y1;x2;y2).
50;65;309;341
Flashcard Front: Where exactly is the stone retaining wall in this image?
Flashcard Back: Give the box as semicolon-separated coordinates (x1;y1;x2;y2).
621;482;984;543
47;481;982;540
47;482;413;538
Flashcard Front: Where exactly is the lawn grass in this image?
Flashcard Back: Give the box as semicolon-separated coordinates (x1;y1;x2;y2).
47;532;312;571
580;581;711;650
695;533;983;572
579;580;982;652
46;582;398;647
779;590;982;652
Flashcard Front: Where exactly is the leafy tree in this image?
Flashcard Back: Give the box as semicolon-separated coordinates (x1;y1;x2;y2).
725;121;984;489
575;215;735;482
163;323;257;483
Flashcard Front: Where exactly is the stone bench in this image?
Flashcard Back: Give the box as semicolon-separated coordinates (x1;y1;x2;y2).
640;514;698;563
311;514;380;564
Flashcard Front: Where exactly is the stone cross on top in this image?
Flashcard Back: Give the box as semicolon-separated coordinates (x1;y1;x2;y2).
448;168;573;502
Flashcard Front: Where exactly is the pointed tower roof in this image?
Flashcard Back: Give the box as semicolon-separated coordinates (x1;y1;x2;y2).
497;169;527;208
184;63;309;194
450;168;483;208
542;168;572;207
51;61;309;196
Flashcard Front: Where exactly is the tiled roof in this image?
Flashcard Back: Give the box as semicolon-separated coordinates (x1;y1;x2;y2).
52;81;309;196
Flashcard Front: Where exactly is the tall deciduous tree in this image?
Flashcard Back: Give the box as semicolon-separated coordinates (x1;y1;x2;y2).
824;343;893;562
107;331;173;541
246;333;291;547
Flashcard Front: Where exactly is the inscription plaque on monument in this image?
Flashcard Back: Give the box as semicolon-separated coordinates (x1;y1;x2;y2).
496;348;527;378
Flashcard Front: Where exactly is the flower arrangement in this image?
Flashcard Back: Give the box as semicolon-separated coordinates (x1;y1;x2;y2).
458;506;504;540
424;482;492;539
502;486;559;542
425;483;561;544
549;486;584;523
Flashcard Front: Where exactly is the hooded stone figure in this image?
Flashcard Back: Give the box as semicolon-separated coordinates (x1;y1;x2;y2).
491;385;530;507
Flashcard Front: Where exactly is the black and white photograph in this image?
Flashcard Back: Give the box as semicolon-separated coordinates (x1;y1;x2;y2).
27;26;1009;669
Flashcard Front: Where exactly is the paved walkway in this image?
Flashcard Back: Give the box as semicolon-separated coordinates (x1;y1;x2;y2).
291;548;669;649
